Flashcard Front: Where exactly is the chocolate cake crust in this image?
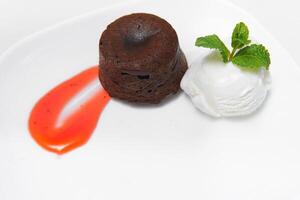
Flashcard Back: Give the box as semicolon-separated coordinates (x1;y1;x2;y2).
99;13;188;103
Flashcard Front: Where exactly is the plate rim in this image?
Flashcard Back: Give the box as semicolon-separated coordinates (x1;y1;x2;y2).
0;0;298;70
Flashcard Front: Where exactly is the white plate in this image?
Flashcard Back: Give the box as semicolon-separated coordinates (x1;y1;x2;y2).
1;0;300;199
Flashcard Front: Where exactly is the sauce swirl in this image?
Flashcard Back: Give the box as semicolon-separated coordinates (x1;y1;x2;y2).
28;66;110;154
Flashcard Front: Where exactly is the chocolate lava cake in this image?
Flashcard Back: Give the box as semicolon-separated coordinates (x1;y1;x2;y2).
99;13;187;103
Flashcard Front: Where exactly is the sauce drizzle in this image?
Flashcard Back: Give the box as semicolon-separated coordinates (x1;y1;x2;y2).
28;66;110;154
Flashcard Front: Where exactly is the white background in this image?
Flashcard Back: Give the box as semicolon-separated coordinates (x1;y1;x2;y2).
1;1;300;199
0;0;300;65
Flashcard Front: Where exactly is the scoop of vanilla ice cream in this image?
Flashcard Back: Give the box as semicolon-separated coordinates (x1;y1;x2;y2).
180;52;271;118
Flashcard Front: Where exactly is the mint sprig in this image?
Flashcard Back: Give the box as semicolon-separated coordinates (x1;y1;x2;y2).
195;22;271;71
195;35;230;62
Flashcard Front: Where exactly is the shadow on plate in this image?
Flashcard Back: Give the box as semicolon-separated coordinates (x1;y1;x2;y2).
112;90;183;109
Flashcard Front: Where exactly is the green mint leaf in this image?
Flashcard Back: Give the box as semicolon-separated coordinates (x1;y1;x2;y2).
231;22;251;49
195;22;271;71
195;35;230;62
232;44;271;70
